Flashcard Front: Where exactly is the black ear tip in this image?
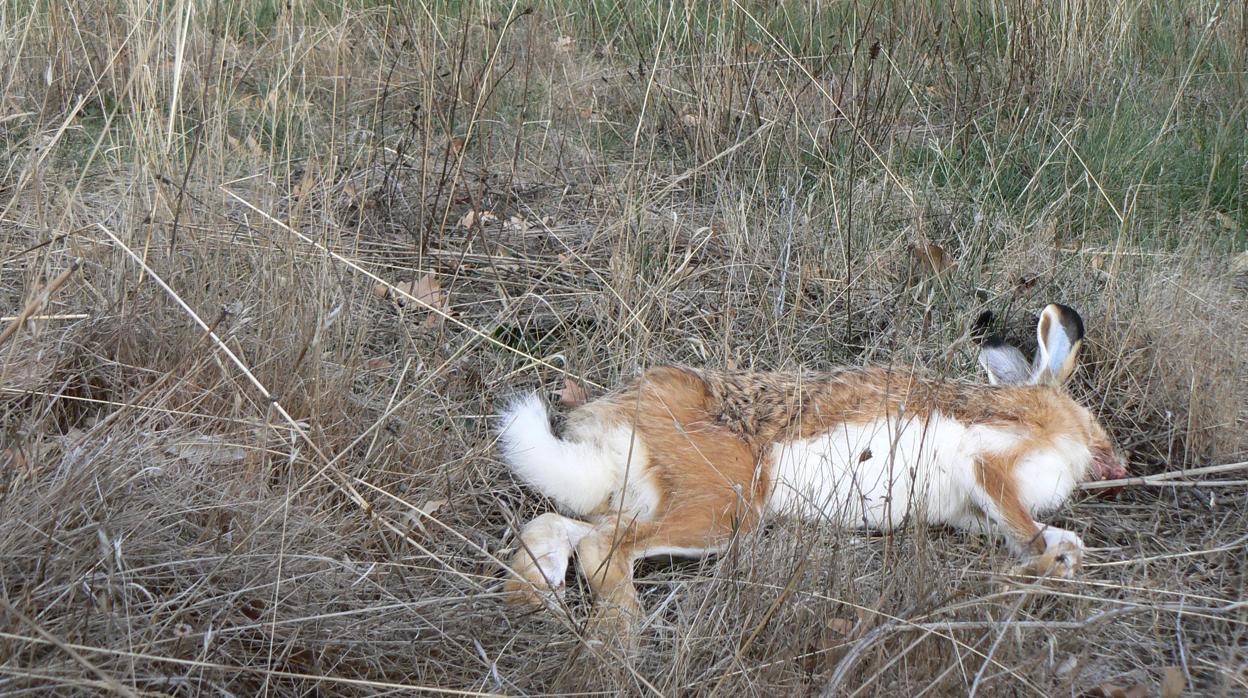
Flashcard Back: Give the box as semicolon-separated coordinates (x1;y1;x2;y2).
972;310;1005;346
1048;303;1086;342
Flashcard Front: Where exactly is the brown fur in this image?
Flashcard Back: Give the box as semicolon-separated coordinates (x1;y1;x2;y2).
505;357;1122;630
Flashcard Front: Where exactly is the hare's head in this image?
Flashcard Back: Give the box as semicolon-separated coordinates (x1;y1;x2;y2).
979;304;1128;483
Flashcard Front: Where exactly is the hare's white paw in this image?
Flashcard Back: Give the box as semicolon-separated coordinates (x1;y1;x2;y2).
1017;527;1084;578
504;513;594;607
1041;527;1083;553
502;551;566;607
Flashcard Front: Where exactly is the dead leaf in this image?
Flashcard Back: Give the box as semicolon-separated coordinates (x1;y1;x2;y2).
364;357;393;370
911;242;952;275
1161;666;1186;698
853;605;879;634
904;242;957;290
447;136;465;158
379;274;449;327
1;447;26;468
458;210;498;229
406;499;447;536
392;274;442;307
558;377;589;407
343;180;370;208
825;617;855;636
421;499;446;516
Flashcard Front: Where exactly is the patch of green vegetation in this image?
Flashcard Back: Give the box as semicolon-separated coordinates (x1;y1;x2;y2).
894;98;1246;245
214;0;395;38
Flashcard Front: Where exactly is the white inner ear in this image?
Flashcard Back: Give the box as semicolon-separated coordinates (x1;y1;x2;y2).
1032;306;1074;384
979;344;1031;386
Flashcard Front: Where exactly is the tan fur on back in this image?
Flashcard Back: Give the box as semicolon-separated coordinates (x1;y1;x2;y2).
562;365;1116;545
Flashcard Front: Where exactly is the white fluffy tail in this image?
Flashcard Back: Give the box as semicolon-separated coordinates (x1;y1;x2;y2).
496;394;621;516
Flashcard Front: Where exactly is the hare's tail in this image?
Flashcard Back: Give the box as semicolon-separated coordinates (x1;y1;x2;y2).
496;394;622;516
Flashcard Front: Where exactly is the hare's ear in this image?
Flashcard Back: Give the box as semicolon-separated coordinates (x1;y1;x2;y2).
1031;303;1084;386
979;340;1032;386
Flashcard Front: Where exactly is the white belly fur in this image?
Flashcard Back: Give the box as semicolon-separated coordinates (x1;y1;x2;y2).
766;412;1078;530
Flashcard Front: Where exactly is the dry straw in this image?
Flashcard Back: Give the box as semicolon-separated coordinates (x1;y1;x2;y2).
0;1;1244;695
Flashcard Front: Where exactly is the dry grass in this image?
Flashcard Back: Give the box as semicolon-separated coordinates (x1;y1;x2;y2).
1;1;1246;695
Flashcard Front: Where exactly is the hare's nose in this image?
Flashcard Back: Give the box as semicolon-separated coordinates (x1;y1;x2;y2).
1113;463;1129;479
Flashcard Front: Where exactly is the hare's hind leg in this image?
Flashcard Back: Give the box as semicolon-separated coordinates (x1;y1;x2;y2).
971;455;1084;578
504;512;595;606
577;503;758;635
574;522;646;632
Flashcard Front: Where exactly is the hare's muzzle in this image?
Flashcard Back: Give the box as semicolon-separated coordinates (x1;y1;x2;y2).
1089;445;1128;497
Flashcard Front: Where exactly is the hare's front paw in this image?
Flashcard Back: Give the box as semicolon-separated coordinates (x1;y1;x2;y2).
1018;527;1085;579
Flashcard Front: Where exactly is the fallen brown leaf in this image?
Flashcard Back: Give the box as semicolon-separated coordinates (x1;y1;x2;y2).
911;242;952;275
825;617;855;636
1161;666;1186;698
343;180;369;208
458;210;498;229
447;136;465;158
421;499;446;517
378;274;450;327
390;274;442;306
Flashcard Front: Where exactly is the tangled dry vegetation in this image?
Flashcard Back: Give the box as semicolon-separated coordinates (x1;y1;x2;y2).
1;1;1246;695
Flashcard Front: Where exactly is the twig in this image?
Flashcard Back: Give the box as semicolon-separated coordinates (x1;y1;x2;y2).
1079;461;1248;490
0;313;89;322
